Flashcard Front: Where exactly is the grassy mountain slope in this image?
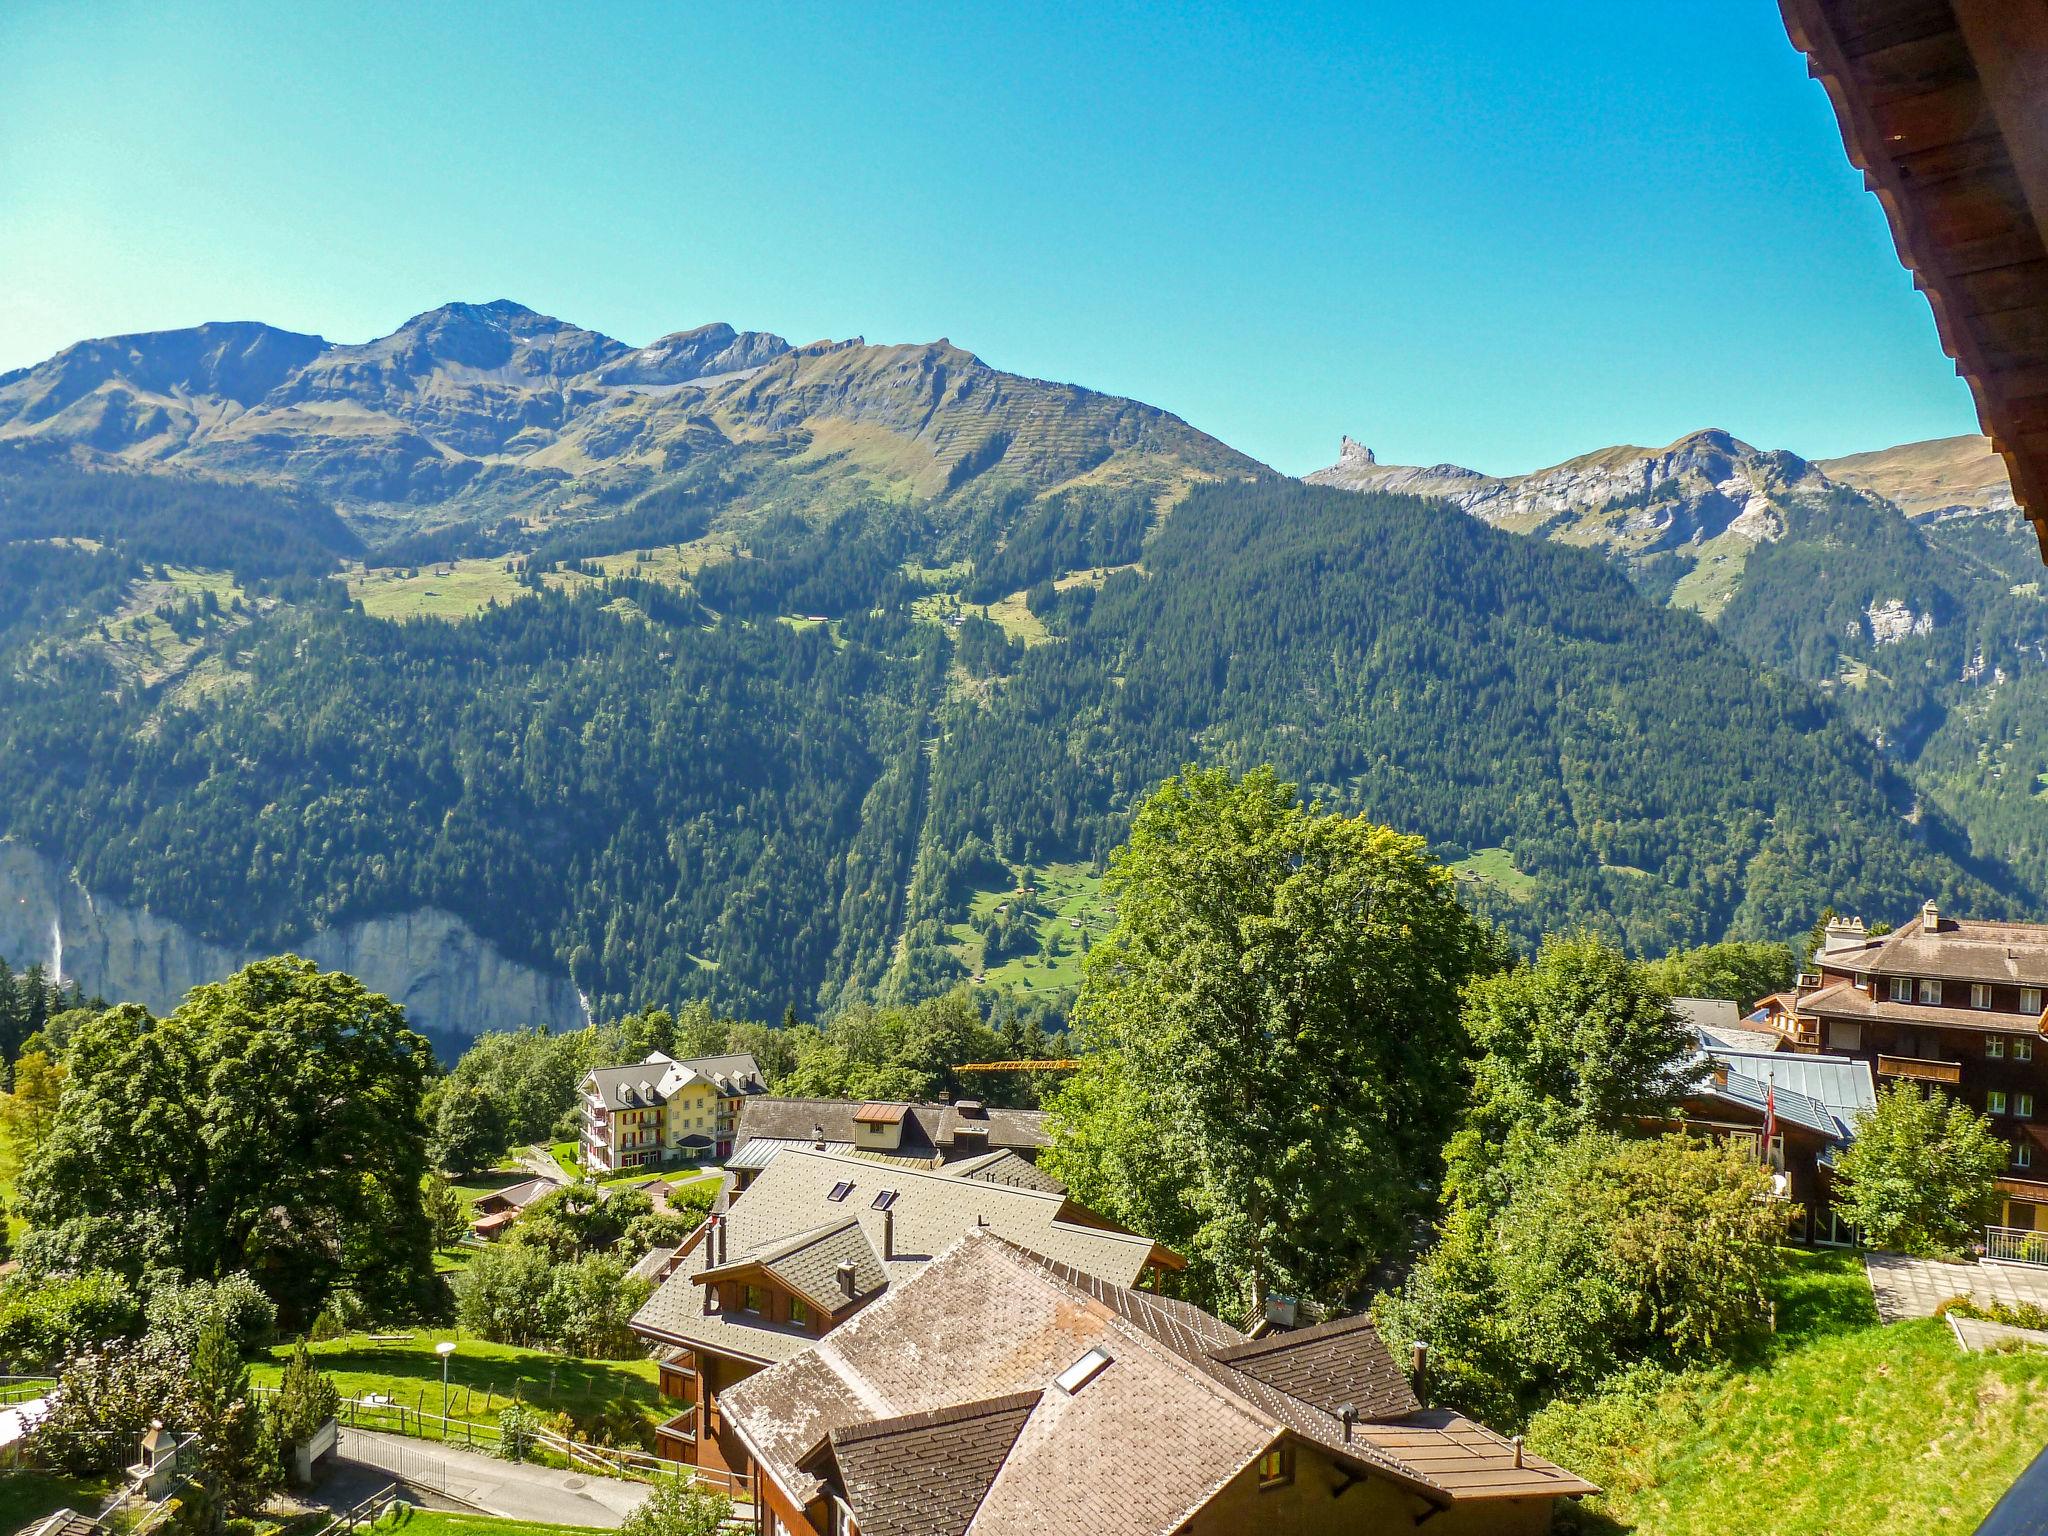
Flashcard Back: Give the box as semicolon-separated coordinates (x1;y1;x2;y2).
1532;1251;2048;1536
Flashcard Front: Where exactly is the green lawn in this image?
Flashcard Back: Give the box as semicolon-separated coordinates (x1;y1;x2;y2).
1446;845;1537;901
250;1334;661;1429
946;859;1111;997
372;1508;612;1536
0;1471;114;1533
1532;1250;2048;1535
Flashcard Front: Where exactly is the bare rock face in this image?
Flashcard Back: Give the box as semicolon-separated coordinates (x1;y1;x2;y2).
0;841;584;1040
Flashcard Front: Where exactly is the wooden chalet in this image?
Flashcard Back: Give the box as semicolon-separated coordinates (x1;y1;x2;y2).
1781;0;2048;555
720;1228;1597;1536
627;1146;1178;1481
1766;904;2048;1247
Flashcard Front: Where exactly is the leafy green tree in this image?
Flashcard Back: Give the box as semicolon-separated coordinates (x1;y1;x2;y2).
423;1176;470;1254
430;1082;509;1175
1642;940;1795;1012
545;1254;654;1359
453;1243;555;1347
619;1472;734;1536
143;1272;276;1355
19;958;437;1325
1380;1133;1782;1425
1451;933;1702;1208
30;1335;192;1474
1833;1083;2004;1257
0;1271;141;1369
188;1317;276;1514
0;1045;66;1181
1046;765;1495;1315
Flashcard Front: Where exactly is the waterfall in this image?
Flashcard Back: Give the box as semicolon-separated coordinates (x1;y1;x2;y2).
577;987;593;1027
48;912;62;985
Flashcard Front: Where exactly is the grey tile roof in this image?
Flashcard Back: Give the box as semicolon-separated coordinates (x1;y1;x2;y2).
701;1217;888;1314
582;1052;768;1110
1797;979;2045;1036
1696;1022;1788;1054
941;1149;1066;1195
1208;1313;1420;1420
734;1098;1049;1161
1671;997;1742;1032
630;1148;1163;1366
725;1137;852;1172
721;1229;1596;1531
810;1392;1040;1536
1854;914;2048;987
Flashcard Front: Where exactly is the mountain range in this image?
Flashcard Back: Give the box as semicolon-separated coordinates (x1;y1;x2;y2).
1;300;2042;1036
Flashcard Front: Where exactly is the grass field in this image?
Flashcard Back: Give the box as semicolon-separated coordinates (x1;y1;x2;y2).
0;1472;114;1532
71;565;256;689
1532;1250;2048;1535
373;1510;612;1536
372;1510;613;1536
946;860;1111;996
1446;846;1537;901
250;1334;661;1428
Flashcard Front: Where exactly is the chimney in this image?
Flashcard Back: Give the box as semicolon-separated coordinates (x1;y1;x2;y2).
1512;1435;1525;1469
812;1121;825;1150
836;1261;856;1297
1338;1404;1356;1444
717;1216;727;1266
1820;916;1867;957
882;1208;895;1260
1924;899;1941;934
1410;1342;1429;1408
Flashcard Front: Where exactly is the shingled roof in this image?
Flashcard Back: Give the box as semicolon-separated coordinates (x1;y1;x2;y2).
799;1392;1042;1536
734;1097;1050;1163
721;1229;1597;1532
629;1148;1170;1368
698;1216;888;1315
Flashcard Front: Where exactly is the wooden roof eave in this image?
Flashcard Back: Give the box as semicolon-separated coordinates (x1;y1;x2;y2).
1780;0;2048;558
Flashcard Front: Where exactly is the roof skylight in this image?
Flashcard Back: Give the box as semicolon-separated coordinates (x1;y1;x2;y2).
1054;1346;1113;1395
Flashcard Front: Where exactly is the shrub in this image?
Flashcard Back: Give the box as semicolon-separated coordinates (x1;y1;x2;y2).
1832;1083;2003;1258
144;1272;277;1355
0;1270;142;1368
498;1403;541;1462
618;1472;732;1536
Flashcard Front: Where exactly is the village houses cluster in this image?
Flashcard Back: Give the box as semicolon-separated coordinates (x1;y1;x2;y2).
446;900;2048;1535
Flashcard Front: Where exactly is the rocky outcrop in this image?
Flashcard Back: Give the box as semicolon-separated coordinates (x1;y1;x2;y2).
0;841;584;1040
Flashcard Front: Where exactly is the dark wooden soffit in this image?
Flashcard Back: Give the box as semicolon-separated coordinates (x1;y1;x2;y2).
1781;0;2048;559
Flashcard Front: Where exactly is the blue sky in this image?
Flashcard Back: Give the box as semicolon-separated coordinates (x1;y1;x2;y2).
0;1;1982;476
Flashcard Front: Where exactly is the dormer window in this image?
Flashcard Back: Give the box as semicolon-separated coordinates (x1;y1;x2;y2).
1919;979;1943;1006
1974;984;1994;1010
2026;988;2044;1016
828;1181;854;1202
1889;977;1912;1003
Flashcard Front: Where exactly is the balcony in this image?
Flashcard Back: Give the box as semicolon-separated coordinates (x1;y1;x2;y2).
654;1405;697;1450
1877;1053;1963;1085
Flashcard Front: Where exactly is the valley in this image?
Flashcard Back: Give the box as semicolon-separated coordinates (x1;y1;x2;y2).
1;304;2043;1038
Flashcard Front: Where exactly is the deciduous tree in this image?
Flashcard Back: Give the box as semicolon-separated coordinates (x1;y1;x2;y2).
1833;1082;2003;1257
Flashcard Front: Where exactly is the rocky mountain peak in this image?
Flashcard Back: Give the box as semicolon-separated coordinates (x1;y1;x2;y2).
1337;435;1377;467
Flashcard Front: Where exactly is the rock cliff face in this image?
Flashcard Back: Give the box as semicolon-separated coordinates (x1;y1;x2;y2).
0;841;584;1040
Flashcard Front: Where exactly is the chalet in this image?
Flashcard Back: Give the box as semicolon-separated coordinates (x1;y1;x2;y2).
469;1174;562;1241
725;1096;1051;1190
1657;1047;1877;1246
579;1051;767;1171
720;1227;1597;1536
627;1146;1178;1477
1767;904;2048;1237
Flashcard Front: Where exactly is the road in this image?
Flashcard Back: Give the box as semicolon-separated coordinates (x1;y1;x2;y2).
336;1426;652;1526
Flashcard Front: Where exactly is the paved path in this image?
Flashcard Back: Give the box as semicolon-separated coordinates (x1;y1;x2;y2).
1865;1252;2048;1322
337;1427;651;1527
1950;1315;2048;1354
514;1145;570;1186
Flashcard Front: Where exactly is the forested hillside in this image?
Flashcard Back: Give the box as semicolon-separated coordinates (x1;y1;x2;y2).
0;441;2021;1024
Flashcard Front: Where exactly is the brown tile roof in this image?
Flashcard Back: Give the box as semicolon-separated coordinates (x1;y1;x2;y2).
802;1392;1040;1536
852;1102;909;1125
721;1229;1596;1532
1797;979;2047;1036
1208;1313;1420;1420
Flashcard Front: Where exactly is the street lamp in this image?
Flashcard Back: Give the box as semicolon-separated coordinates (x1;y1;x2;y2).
436;1341;457;1424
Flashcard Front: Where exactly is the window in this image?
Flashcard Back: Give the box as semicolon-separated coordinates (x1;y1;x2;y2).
742;1285;768;1314
1990;1092;2009;1115
1054;1347;1113;1395
2021;1039;2036;1063
2026;988;2044;1016
1974;983;1994;1010
788;1297;809;1328
1890;977;1913;1003
1257;1443;1295;1489
1991;1037;2007;1060
1920;979;1944;1005
827;1181;854;1203
870;1189;898;1211
2021;1095;2036;1121
2018;1143;2037;1171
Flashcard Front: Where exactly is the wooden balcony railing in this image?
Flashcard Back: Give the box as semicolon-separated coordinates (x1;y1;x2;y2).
657;1405;698;1445
1877;1053;1963;1084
